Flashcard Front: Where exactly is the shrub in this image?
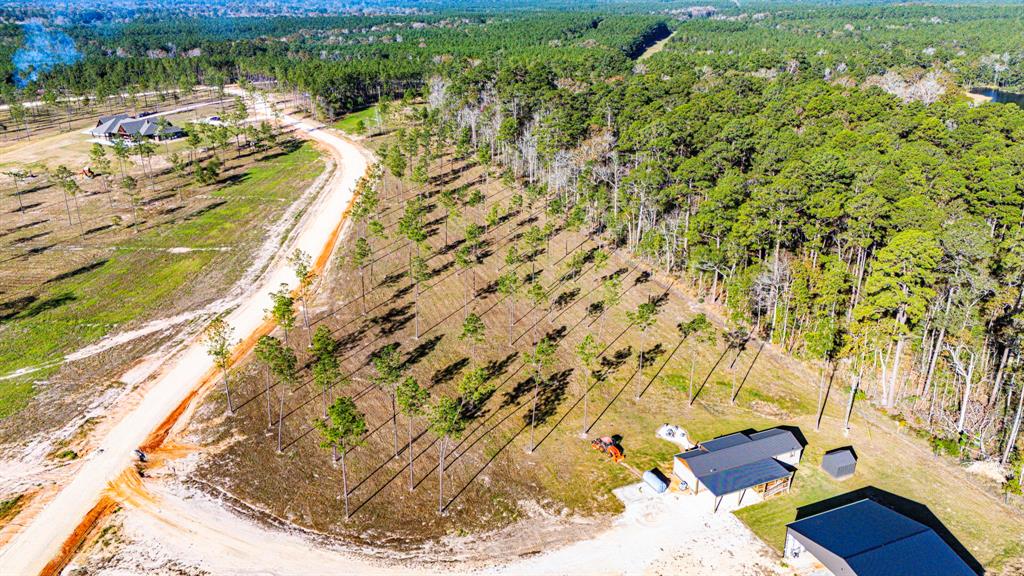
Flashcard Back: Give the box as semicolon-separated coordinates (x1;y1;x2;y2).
930;435;962;458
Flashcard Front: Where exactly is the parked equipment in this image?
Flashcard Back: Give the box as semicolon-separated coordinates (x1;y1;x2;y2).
133;449;148;463
591;436;624;463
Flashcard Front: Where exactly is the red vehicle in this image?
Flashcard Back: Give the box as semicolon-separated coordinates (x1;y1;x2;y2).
591;436;624;463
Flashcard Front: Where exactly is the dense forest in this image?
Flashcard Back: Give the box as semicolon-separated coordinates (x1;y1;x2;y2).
1;10;670;115
3;0;1024;487
422;15;1024;484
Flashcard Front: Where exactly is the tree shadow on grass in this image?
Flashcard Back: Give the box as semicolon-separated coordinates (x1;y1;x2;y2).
597;346;633;379
0;291;75;321
379;269;406;288
370;303;413;337
348;423;436;504
442;421;529;513
45;259;108;284
589;363;640;433
522;269;544;284
83;223;115;236
640;342;666;369
431;357;469;387
403;334;443;369
391;282;413;301
141;191;176;206
13;230;50;244
691;345;732;405
522;368;572;430
0;219;45;237
10;202;42;213
335;324;369;355
634;342;669;399
159;204;185;217
733;340;765;401
501;375;536;409
27;242;56;255
484;352;519;382
552;286;580;311
183;200;226;221
476;278;499;299
541;325;568;347
431;259;455;277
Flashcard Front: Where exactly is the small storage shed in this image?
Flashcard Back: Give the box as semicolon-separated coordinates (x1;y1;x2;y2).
821;448;857;480
643;468;669;493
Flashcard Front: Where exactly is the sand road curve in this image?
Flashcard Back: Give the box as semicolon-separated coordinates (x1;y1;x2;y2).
105;479;785;576
0;93;370;576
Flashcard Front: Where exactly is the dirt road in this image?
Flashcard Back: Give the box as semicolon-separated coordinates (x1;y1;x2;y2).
89;477;785;576
0;94;370;575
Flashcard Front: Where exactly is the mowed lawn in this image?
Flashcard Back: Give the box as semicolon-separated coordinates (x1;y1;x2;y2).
187;134;1024;570
0;143;324;418
331;105;383;135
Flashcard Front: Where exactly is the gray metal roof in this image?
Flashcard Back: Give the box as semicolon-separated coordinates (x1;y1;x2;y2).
822;449;857;478
678;428;801;477
90;114;182;139
700;458;790;496
700;432;750;451
788;499;976;576
675;428;802;497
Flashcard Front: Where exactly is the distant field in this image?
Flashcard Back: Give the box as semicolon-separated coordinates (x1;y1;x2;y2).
0;141;324;419
331;105;382;135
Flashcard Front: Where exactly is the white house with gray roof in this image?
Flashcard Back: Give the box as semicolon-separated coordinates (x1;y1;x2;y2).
673;427;804;512
90;114;184;142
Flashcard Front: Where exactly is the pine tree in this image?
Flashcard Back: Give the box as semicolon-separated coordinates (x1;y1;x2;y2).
396;376;429;491
315;396;367;519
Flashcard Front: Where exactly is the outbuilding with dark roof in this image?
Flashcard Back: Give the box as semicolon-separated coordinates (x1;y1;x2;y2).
672;427;804;512
821;447;857;480
785;498;976;576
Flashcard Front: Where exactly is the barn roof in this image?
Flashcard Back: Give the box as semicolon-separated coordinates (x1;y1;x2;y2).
787;499;976;576
675;428;802;496
699;458;791;496
678;428;801;477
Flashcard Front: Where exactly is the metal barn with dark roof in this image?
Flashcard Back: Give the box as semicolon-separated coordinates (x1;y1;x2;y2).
785;498;976;576
672;427;804;512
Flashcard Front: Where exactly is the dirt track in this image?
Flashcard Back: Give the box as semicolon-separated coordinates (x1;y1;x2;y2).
0;92;370;575
89;475;784;576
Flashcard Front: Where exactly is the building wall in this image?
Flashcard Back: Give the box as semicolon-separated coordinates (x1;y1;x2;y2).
672;457;698;491
785;531;806;559
786;529;853;575
776;448;803;467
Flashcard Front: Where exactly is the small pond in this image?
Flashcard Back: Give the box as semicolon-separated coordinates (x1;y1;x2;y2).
969;87;1024;107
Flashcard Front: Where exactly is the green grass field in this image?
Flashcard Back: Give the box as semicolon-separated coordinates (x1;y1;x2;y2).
0;143;324;419
331;105;382;134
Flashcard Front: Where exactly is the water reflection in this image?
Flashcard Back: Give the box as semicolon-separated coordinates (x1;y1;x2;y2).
970;87;1024;107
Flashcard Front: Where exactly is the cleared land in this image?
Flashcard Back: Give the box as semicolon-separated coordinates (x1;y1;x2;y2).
0;95;364;575
0;98;325;455
175;106;1023;571
331;104;383;135
0;88;221;145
